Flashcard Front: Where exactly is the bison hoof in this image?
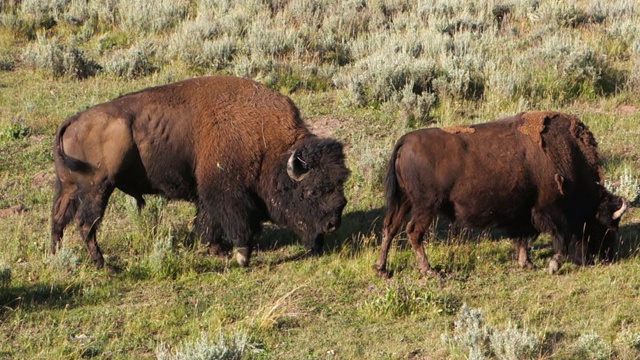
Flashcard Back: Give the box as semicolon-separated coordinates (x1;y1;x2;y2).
519;261;536;270
420;268;443;281
234;247;250;267
372;264;390;278
548;259;560;274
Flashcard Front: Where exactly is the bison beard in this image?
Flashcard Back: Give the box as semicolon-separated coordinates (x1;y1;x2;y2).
374;111;626;277
51;75;349;268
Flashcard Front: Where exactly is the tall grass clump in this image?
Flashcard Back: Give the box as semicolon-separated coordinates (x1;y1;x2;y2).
20;32;100;78
156;330;260;360
441;304;541;359
148;233;180;280
117;0;189;34
104;43;156;79
18;0;66;31
49;247;80;272
571;331;612;360
614;329;640;352
163;15;237;72
0;261;11;289
361;278;460;319
604;168;640;204
124;196;183;279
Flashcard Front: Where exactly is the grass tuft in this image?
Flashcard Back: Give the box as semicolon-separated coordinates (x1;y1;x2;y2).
441;304;542;359
0;262;11;289
20;32;100;79
0;116;29;141
156;330;261;360
572;331;612;360
49;247;80;272
104;43;157;79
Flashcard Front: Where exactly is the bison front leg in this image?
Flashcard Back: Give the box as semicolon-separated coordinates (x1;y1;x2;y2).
513;236;537;269
195;205;230;257
199;193;256;267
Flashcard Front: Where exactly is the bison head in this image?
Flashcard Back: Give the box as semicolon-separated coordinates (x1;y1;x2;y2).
266;137;350;253
571;185;626;264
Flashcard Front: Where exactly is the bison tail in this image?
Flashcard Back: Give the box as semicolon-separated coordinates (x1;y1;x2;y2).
384;140;404;214
55;117;95;173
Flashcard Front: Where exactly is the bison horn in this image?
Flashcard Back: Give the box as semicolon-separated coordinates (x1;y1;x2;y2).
287;149;309;181
612;198;627;220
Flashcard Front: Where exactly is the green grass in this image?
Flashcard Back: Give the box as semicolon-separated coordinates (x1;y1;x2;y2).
1;0;640;359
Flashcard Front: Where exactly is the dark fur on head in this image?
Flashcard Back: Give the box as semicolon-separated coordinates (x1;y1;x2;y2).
265;137;350;251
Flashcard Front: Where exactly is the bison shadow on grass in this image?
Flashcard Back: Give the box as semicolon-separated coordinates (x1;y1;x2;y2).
0;282;84;315
246;207;387;264
254;205;639;270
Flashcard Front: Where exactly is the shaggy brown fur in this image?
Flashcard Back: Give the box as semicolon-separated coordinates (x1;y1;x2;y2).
52;75;349;268
441;125;476;134
375;111;626;277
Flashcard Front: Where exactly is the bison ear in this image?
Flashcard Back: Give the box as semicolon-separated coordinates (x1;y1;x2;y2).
287;149;309;181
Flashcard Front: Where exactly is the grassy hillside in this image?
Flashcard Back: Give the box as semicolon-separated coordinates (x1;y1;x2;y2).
1;0;640;359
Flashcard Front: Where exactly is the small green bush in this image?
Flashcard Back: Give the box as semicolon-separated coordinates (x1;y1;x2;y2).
441;304;541;359
148;234;179;280
20;32;100;78
50;247;80;272
156;330;261;360
0;116;29;141
572;331;612;360
104;44;156;79
117;0;189;34
361;279;459;318
615;329;640;351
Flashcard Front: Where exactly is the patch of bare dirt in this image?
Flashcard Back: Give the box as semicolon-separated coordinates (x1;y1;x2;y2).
616;105;638;114
304;116;345;138
0;204;27;217
32;171;56;188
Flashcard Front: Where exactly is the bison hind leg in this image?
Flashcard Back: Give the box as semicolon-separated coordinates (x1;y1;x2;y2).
75;183;115;268
405;210;438;277
373;200;411;277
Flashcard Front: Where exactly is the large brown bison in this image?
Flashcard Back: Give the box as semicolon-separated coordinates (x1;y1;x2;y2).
374;111;626;277
51;75;350;268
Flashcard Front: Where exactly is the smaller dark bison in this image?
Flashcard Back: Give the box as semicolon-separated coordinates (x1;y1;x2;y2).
374;111;626;277
51;75;350;268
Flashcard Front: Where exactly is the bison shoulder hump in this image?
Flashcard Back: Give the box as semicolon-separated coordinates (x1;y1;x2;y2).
517;111;553;147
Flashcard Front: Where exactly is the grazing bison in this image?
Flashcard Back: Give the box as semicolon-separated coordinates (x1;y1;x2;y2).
374;111;626;277
51;75;350;268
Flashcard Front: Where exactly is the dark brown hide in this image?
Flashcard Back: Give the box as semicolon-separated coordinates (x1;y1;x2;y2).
374;111;626;277
51;75;349;268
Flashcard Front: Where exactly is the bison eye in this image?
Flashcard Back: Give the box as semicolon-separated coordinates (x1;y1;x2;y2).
306;190;318;198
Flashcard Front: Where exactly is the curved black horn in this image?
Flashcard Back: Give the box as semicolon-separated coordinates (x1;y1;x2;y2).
287;149;309;181
613;198;627;220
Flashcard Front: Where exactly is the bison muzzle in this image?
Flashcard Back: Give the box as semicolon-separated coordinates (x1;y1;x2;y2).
51;75;350;268
374;111;626;277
